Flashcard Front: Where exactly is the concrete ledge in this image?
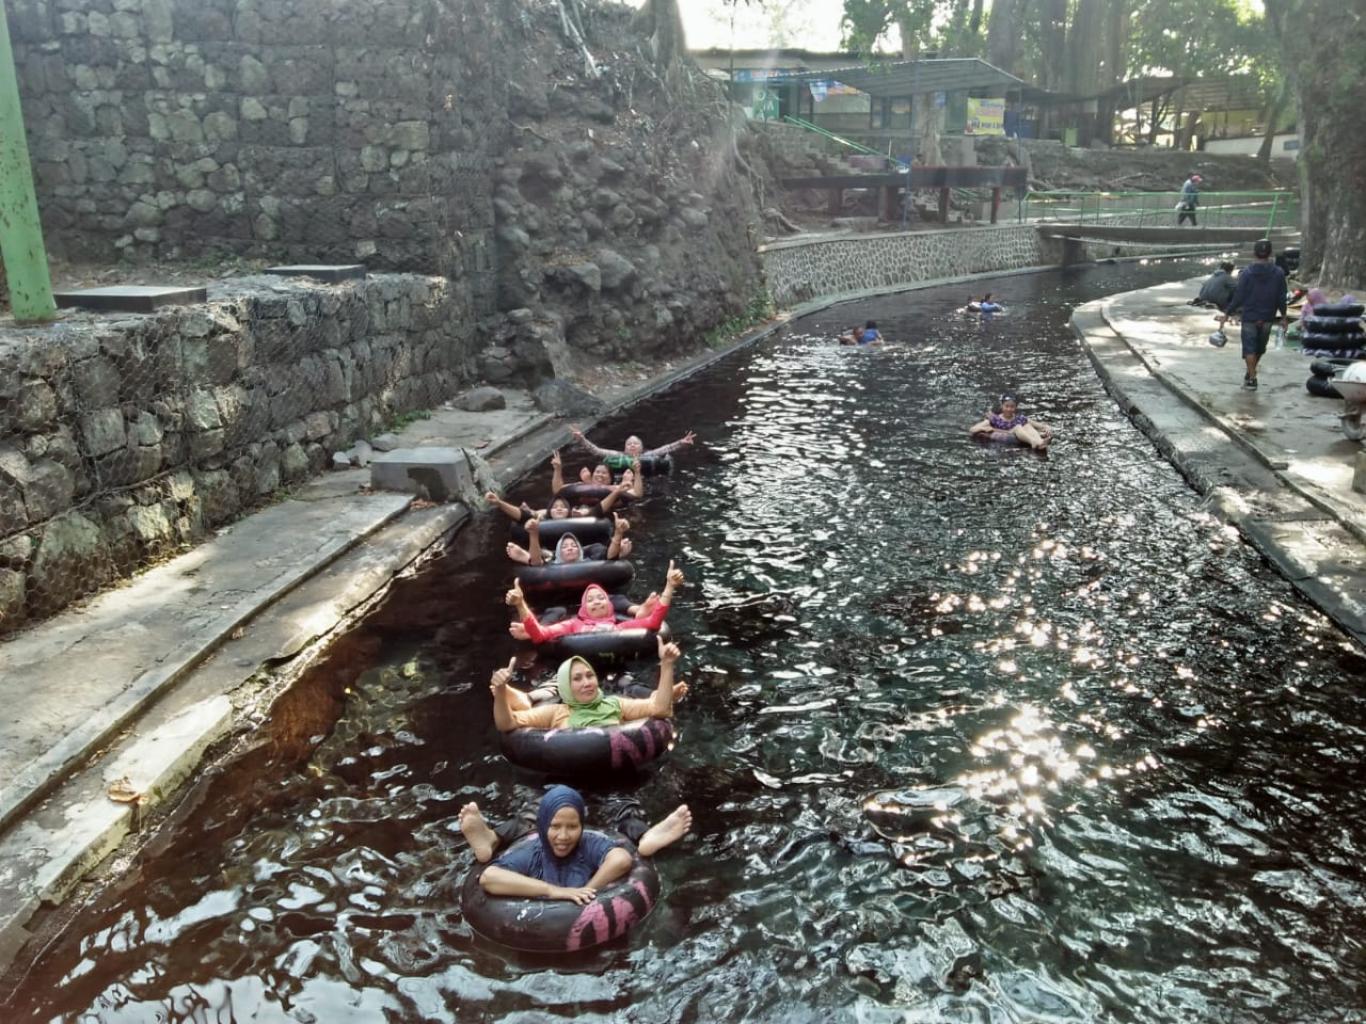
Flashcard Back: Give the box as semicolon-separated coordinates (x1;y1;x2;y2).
52;285;208;312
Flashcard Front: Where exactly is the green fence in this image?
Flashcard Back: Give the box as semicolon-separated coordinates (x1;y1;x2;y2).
1018;190;1300;234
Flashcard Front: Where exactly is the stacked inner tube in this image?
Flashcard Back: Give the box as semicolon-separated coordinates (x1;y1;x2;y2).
1300;303;1364;352
1307;358;1350;399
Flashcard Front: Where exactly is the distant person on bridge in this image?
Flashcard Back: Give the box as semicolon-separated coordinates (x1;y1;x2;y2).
1193;262;1237;311
1220;238;1288;391
1177;174;1202;226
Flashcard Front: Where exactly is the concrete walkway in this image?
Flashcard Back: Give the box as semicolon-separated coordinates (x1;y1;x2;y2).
1075;276;1366;648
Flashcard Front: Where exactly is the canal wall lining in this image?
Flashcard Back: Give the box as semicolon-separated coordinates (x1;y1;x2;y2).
0;272;476;629
760;220;1232;310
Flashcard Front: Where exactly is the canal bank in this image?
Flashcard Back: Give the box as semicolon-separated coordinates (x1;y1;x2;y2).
1074;277;1366;649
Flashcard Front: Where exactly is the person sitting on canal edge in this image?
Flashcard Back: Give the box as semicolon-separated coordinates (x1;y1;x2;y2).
1220;238;1288;391
1177;173;1201;226
1193;262;1236;311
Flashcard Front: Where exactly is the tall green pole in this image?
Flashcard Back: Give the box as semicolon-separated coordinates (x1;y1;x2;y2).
0;0;55;323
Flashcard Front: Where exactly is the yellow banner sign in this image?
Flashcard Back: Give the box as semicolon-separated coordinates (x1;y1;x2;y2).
966;97;1005;136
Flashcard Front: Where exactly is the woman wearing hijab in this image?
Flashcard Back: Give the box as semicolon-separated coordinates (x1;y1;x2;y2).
505;561;683;643
484;451;635;525
568;426;696;473
505;515;633;565
490;636;686;732
458;786;693;904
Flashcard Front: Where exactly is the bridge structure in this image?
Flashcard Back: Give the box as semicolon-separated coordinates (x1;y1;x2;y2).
780;166;1028;224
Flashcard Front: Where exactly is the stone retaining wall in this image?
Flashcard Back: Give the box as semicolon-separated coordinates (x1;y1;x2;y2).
761;225;1056;308
8;0;506;297
0;274;473;629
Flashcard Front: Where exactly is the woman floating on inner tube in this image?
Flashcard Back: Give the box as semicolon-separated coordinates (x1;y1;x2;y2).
966;293;1005;321
505;562;684;643
490;637;687;732
569;426;696;474
485;451;639;526
506;516;633;566
459;786;691;905
575;461;647;496
969;393;1051;450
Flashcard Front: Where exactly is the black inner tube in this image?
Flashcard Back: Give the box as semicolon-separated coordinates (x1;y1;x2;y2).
498;715;675;776
1302;316;1365;335
557;483;621;505
461;832;661;953
511;516;612;547
516;559;636;595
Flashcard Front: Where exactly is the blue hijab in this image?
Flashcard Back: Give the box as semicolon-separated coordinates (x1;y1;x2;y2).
494;785;619;887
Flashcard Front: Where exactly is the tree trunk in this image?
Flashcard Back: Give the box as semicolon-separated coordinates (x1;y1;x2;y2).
1038;0;1068;93
985;0;1019;72
1286;0;1366;285
969;0;985;36
1254;77;1289;163
1066;0;1103;145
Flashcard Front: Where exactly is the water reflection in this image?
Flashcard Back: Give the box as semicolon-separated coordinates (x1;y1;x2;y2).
9;261;1366;1023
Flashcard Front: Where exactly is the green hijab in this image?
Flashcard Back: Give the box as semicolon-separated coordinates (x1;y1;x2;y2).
557;656;623;728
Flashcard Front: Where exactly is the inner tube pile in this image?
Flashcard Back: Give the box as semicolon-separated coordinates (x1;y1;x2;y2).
1306;358;1352;399
1300;302;1365;356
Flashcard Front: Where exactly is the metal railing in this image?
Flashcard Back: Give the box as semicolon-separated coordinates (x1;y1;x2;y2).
1018;190;1300;234
781;115;907;171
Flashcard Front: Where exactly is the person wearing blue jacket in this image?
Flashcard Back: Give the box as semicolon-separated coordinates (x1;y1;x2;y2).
1221;239;1287;390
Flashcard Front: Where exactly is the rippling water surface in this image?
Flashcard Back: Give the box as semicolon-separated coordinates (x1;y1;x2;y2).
10;261;1366;1023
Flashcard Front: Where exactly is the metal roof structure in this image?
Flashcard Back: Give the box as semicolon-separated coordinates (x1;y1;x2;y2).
771;58;1026;98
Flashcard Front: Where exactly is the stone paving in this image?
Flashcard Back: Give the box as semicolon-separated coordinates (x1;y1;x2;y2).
1075;277;1366;648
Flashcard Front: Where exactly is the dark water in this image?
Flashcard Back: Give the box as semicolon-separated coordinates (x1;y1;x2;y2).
10;261;1366;1023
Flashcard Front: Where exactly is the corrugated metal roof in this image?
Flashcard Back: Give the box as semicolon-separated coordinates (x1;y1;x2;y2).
771;58;1026;97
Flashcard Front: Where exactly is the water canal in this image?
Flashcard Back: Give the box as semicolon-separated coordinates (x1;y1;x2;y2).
10;260;1366;1023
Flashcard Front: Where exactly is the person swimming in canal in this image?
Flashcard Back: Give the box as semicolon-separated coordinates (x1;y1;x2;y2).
969;393;1051;450
838;321;883;346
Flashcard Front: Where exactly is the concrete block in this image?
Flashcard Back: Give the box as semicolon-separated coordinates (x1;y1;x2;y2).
54;285;208;313
264;264;367;284
1355;451;1366;496
370;447;472;502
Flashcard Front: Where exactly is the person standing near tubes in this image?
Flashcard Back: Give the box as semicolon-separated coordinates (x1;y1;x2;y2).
1220;238;1287;391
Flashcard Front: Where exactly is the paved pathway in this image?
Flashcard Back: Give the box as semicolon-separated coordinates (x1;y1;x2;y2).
1077;276;1366;648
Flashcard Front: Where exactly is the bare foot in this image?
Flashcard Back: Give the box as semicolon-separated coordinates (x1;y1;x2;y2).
459;802;498;863
637;804;692;857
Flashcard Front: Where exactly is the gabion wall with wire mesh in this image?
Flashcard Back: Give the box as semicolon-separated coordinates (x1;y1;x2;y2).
7;0;508;290
0;273;476;632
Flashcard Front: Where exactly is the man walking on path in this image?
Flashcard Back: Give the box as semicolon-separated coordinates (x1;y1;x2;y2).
1177;174;1202;226
1221;238;1287;390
